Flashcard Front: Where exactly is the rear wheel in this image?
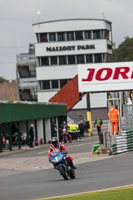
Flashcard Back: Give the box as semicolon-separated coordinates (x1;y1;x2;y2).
69;168;75;179
58;166;68;180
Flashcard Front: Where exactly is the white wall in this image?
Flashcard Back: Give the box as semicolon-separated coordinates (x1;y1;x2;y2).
45;118;51;143
37;119;43;143
35;40;110;57
37;65;78;80
38;91;57;102
33;19;111;33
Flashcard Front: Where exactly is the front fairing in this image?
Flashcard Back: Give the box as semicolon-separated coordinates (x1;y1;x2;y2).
49;150;65;165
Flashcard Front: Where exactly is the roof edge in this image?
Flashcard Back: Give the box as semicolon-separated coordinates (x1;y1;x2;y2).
32;18;112;26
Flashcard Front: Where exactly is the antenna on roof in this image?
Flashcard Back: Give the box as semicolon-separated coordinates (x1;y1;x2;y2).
36;11;41;26
102;12;105;20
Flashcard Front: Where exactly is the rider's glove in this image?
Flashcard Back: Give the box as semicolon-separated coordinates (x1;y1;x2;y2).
63;151;67;156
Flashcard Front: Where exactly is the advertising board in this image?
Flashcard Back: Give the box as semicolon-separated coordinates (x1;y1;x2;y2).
78;62;133;92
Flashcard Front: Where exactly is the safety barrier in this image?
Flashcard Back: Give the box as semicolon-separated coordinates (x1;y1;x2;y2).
111;129;133;155
92;143;101;155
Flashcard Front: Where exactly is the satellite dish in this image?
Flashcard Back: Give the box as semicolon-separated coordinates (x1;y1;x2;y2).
37;11;41;16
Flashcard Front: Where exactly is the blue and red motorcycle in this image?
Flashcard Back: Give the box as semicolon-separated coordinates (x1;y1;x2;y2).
49;149;75;180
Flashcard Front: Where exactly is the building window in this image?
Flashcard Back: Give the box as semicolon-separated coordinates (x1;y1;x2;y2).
51;80;59;89
42;80;50;90
49;33;56;41
77;55;85;64
66;32;74;41
105;53;112;62
60;79;68;88
68;55;75;64
36;33;40;43
18;66;29;78
84;31;91;40
59;56;66;65
50;56;57;65
95;54;103;63
107;44;112;50
40;33;48;42
57;32;65;41
75;31;83;40
86;54;93;63
41;57;49;66
93;30;101;39
104;30;109;40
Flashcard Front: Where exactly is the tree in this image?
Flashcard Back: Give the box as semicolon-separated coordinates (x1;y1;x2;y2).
113;37;133;62
0;76;8;83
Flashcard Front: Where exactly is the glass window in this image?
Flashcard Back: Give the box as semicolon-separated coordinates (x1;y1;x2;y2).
105;53;112;62
42;80;50;90
107;44;112;50
57;32;65;41
59;56;67;65
68;55;75;64
60;79;68;88
36;33;40;43
95;54;103;63
51;80;59;89
18;66;29;78
41;57;49;66
49;33;56;41
40;33;48;42
86;54;93;63
77;55;85;64
50;56;57;65
66;32;74;41
104;30;109;40
84;31;91;40
75;31;83;40
93;30;101;39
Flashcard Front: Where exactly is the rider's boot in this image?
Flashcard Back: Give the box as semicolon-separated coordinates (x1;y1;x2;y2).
70;161;77;169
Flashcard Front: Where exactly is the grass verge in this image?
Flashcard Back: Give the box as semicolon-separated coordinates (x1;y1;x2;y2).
37;187;133;200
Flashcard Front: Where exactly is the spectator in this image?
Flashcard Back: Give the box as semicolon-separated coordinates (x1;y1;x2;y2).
29;124;34;148
78;120;85;141
52;120;57;137
60;121;68;143
94;117;103;144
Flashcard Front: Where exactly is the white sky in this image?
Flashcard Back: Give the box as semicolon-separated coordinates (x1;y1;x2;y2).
0;0;133;80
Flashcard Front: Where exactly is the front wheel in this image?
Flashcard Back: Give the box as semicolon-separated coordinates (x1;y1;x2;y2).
58;165;68;180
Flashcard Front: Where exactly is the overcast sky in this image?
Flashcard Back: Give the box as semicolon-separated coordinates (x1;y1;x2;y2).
0;0;133;80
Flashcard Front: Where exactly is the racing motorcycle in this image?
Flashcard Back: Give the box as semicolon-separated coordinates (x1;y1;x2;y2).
49;149;75;180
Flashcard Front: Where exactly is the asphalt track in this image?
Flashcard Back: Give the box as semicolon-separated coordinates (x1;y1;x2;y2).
0;137;133;200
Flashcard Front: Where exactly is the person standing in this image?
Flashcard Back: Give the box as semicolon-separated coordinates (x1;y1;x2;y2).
29;124;34;148
60;121;68;143
94;117;103;135
52;120;57;137
78;120;85;141
94;117;103;144
108;106;119;135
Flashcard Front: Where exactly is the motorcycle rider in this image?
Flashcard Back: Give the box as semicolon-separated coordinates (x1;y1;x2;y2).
48;137;76;169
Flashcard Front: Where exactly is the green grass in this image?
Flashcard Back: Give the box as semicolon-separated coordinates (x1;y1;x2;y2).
40;187;133;200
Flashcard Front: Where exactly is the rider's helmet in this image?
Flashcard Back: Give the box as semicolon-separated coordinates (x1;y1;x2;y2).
51;137;58;148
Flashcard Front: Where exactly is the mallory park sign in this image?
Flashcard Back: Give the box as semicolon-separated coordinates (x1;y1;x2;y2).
78;62;133;93
46;44;95;52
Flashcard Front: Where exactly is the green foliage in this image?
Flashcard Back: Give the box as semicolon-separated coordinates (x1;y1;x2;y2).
0;76;8;83
113;37;133;62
